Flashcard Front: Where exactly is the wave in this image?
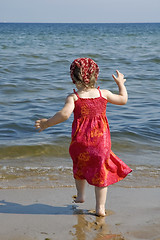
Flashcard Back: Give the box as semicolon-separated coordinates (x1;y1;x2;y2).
0;144;70;160
0;163;159;189
151;57;160;63
0;132;159;161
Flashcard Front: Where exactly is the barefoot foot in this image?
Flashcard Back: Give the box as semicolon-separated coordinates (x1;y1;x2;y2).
72;195;85;203
96;206;106;217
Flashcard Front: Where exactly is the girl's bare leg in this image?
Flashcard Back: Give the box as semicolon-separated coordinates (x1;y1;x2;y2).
75;179;86;203
95;186;108;217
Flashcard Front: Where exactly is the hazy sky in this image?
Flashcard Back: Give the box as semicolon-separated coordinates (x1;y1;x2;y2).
0;0;160;23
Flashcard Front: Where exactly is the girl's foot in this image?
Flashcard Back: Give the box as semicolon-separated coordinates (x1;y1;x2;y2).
96;206;106;217
75;197;85;203
73;195;85;203
95;186;108;217
74;179;86;203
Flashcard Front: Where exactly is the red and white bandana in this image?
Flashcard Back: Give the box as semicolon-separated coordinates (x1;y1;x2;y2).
70;58;99;84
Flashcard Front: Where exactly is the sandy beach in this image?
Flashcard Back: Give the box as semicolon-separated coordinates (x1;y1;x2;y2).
0;185;160;240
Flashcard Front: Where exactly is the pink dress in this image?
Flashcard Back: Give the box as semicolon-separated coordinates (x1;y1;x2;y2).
69;88;132;187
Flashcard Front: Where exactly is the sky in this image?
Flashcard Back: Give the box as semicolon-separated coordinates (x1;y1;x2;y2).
0;0;160;23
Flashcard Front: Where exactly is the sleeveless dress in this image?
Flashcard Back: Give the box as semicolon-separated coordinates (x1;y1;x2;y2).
69;88;132;187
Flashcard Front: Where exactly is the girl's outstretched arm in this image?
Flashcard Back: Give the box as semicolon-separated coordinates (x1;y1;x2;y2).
35;94;75;132
103;70;128;105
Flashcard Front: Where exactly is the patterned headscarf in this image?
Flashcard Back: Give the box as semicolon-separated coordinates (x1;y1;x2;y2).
70;58;99;85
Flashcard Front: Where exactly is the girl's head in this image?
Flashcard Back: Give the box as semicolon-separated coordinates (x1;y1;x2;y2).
70;58;99;88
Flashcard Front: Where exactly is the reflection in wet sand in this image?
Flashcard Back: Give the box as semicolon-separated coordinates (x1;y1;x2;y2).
70;208;125;240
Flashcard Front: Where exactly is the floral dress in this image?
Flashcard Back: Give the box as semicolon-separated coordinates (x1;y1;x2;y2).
69;88;132;187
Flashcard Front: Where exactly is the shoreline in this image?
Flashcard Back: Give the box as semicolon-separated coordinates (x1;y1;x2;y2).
0;185;160;240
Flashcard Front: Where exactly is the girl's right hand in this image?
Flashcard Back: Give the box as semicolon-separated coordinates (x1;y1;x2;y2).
35;118;48;132
112;70;126;85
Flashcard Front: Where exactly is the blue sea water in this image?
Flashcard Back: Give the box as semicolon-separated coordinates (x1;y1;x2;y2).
0;23;159;189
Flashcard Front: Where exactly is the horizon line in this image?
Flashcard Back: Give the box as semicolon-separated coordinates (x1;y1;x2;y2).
0;21;160;24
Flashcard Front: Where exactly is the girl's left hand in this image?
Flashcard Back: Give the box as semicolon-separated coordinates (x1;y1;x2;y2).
112;70;126;85
35;118;48;132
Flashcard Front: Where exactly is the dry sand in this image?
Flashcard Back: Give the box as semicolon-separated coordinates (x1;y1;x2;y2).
0;185;160;240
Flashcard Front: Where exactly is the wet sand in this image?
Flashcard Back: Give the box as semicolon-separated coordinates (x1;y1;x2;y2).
0;185;160;240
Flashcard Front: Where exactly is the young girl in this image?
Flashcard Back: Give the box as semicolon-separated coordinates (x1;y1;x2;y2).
35;58;132;217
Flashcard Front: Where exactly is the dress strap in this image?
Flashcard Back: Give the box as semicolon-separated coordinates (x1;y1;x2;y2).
97;86;102;97
73;89;80;99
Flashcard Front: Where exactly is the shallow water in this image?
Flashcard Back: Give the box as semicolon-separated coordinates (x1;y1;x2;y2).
0;23;159;189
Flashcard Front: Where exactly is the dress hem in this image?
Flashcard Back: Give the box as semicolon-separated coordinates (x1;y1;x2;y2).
73;169;132;188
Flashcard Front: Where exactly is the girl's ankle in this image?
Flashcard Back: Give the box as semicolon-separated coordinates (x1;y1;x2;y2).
74;192;85;203
96;205;106;217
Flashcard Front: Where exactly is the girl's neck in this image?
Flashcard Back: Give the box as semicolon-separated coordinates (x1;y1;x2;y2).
76;85;96;92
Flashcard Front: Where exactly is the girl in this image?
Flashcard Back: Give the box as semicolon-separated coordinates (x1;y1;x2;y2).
35;58;132;217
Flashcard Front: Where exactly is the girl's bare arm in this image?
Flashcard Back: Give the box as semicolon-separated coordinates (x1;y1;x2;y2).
102;70;128;105
35;94;75;132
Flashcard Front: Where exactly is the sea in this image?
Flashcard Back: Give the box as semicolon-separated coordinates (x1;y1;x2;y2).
0;23;159;189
